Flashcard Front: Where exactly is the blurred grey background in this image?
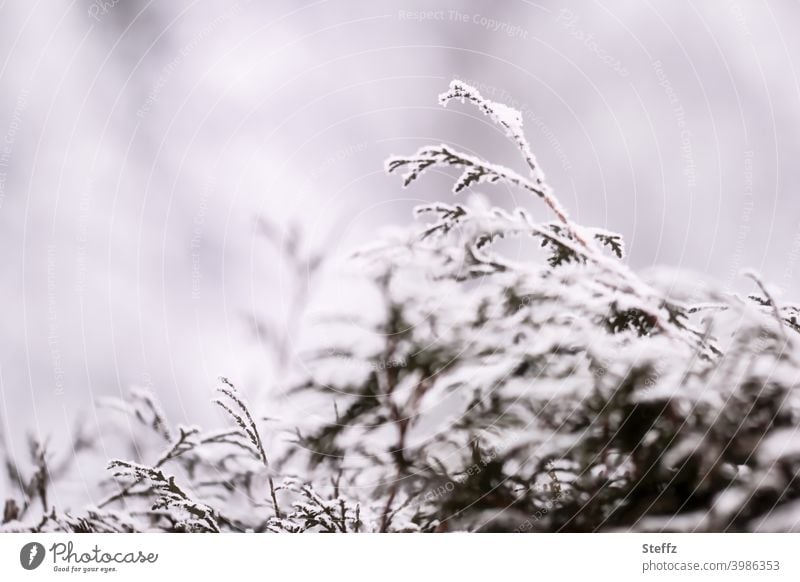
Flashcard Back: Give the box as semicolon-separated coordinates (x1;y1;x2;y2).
1;0;799;464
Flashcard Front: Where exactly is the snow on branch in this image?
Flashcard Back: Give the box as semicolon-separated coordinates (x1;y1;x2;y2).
6;79;800;534
439;79;545;187
107;460;219;532
387;80;592;250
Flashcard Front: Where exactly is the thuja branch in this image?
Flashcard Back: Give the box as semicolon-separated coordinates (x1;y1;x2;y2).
98;426;200;509
387;80;593;249
213;377;282;519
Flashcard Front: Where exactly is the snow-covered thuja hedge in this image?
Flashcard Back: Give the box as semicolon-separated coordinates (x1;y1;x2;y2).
4;80;800;533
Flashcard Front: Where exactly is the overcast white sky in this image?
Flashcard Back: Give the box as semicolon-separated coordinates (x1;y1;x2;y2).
1;0;799;446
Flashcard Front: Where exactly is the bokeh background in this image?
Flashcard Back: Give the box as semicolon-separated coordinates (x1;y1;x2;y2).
1;0;799;499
